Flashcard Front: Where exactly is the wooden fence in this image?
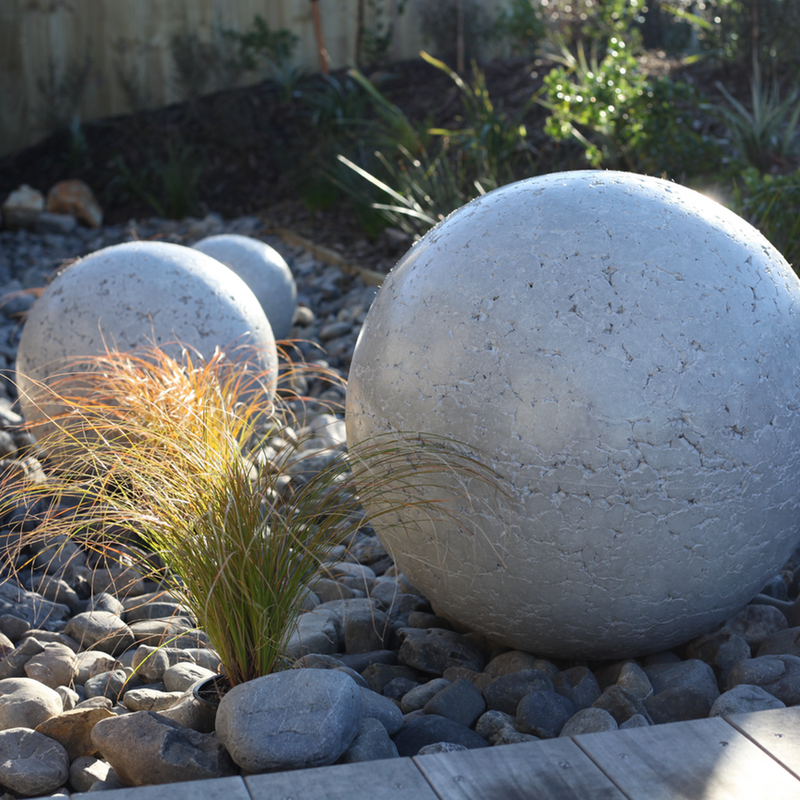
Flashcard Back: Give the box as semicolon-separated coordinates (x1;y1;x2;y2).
0;0;513;158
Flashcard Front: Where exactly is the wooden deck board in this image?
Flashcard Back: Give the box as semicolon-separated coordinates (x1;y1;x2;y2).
412;737;627;800
574;715;800;800
725;705;800;780
244;757;440;800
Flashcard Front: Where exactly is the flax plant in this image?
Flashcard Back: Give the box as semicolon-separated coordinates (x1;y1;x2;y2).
7;345;504;686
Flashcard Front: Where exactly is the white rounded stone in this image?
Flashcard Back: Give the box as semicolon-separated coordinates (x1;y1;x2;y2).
16;240;278;434
192;234;297;339
346;170;800;660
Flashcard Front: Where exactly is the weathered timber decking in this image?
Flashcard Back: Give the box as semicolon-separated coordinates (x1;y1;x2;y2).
75;705;800;800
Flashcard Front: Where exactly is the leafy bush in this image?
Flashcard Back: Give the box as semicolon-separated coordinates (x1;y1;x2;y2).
540;0;647;55
540;37;720;177
732;166;800;269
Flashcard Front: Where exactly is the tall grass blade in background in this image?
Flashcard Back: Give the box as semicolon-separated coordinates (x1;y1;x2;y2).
714;62;800;171
6;346;507;685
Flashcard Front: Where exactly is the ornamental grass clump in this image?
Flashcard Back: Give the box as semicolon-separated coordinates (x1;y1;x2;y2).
6;345;504;686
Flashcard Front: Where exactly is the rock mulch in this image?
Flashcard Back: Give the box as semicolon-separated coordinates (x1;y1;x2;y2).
1;214;800;794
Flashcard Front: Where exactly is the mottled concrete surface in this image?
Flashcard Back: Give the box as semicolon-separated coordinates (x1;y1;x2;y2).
16;240;277;435
346;170;800;659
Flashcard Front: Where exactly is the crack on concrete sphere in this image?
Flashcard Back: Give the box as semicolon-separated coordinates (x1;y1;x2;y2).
16;240;278;436
345;170;800;660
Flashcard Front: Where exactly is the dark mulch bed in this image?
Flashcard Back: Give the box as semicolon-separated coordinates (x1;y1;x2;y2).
0;54;747;273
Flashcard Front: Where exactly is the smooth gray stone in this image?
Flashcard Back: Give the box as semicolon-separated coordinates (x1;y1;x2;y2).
0;582;70;629
516;689;575;738
442;666;493;692
338;717;399;763
0;676;63;730
0;727;69;795
384;593;430;625
417;741;469;755
685;629;750;685
162;663;218;694
383;677;420;702
756;626;800;658
643;686;711;724
85;592;124;616
284;609;341;659
0;635;45;679
84;669;140;702
30;575;80;613
216;668;362;772
475;709;519;745
722;604;788;649
726;654;800;705
398;627;484;675
63;612;135;656
619;713;650;729
68;756;122;793
483;669;554;715
360;686;403;735
709;684;787;717
23;642;78;688
553;666;602;710
339;649;397;672
361;662;418;694
92;710;236;786
615;663;653;700
423;677;486;728
643;659;720;707
344;606;391;654
400;678;451;714
641;651;682;666
392;713;489;757
592;685;653;726
594;660;637;691
483;651;547;677
131;645;219;683
559;707;618;737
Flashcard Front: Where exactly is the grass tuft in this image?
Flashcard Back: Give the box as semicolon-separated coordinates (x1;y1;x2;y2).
5;344;506;686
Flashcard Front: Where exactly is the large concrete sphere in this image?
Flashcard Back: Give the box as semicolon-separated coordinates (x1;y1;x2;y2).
17;240;278;433
346;170;800;660
192;234;297;340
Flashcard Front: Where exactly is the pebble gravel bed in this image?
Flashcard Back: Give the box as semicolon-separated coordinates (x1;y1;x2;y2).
1;213;800;795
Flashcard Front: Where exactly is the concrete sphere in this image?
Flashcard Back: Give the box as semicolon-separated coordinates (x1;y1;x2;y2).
192;234;297;340
17;240;278;433
346;170;800;660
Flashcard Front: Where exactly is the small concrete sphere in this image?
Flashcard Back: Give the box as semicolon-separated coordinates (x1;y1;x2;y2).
16;240;278;433
192;234;297;340
346;170;800;660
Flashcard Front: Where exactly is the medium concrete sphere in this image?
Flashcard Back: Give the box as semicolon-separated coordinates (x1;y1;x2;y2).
17;240;278;433
346;170;800;660
192;234;297;339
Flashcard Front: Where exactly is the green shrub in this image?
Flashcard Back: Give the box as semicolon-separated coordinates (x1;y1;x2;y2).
732;166;800;269
540;37;720;177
